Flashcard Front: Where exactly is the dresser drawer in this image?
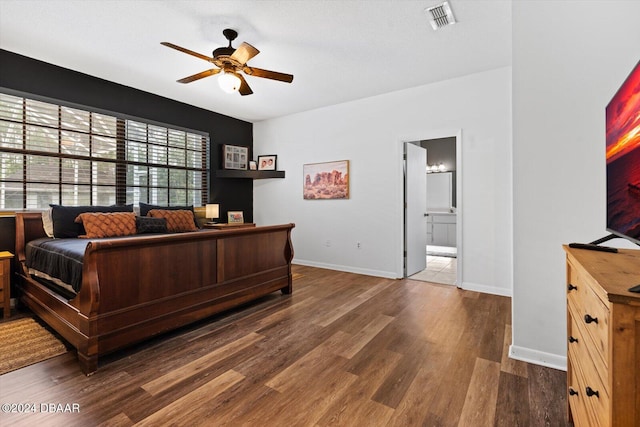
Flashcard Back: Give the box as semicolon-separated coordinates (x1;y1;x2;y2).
568;361;593;427
567;263;609;368
568;313;607;388
568;342;610;427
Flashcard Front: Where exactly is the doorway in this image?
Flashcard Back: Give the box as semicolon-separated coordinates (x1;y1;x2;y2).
405;134;461;286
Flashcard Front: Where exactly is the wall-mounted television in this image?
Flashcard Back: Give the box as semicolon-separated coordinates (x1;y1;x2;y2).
606;60;640;245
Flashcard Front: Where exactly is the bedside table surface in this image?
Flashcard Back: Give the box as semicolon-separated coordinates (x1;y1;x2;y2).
203;223;256;229
0;251;13;318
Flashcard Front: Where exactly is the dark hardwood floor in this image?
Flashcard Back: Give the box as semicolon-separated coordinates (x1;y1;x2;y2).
0;265;567;426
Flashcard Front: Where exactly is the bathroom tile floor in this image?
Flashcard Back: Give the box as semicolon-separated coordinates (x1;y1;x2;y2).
409;246;457;285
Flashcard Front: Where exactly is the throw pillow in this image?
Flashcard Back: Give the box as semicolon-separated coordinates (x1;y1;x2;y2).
139;203;199;228
74;212;137;238
136;216;168;234
147;209;198;233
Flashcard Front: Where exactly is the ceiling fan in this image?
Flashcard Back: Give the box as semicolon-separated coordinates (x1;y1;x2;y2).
161;29;294;96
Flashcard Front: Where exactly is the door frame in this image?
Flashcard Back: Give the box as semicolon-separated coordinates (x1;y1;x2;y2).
397;128;463;283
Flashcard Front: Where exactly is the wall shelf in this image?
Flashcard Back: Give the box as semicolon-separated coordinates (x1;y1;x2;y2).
215;170;285;179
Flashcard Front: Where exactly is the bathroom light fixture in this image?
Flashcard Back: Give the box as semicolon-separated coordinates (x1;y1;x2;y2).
427;163;447;173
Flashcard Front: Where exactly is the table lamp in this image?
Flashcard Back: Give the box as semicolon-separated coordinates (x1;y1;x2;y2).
205;204;220;224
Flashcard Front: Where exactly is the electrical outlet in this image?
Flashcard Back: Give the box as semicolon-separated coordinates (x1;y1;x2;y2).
357;242;361;249
325;240;331;247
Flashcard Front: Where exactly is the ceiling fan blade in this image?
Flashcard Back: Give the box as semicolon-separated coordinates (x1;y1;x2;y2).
243;66;294;83
230;42;260;66
161;42;213;63
176;69;220;83
237;74;254;96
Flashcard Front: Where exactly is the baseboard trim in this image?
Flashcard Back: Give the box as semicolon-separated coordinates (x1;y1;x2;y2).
460;281;512;297
292;259;398;279
509;344;567;371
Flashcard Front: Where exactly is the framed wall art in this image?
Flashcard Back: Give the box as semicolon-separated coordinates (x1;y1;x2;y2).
223;144;248;170
303;160;350;200
257;155;277;171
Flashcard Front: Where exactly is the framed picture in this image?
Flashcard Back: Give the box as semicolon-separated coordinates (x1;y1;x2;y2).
303;160;350;200
227;211;244;223
223;145;248;170
257;155;277;171
249;161;257;170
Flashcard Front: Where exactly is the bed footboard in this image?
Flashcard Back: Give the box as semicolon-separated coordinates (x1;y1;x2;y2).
15;212;294;375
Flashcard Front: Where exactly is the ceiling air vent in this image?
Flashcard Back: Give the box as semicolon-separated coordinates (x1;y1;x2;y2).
425;1;457;30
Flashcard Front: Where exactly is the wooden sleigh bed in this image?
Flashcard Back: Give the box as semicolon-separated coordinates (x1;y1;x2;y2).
14;212;295;375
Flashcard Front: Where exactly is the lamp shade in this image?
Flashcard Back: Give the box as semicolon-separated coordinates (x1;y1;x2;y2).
205;204;219;220
218;72;241;93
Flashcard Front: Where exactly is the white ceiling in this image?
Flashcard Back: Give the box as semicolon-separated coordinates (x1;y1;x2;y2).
0;0;511;123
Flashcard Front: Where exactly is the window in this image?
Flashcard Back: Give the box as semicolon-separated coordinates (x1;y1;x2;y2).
0;93;208;209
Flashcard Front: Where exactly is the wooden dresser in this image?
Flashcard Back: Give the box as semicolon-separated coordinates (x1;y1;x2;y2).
564;245;640;426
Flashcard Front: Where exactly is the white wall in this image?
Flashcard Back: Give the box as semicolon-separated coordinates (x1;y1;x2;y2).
254;66;513;296
511;1;640;369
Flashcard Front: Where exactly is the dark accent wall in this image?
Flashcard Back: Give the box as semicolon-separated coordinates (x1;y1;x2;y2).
421;137;457;207
0;49;253;216
0;49;254;271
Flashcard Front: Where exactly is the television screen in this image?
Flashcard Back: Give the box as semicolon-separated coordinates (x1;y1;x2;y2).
606;60;640;245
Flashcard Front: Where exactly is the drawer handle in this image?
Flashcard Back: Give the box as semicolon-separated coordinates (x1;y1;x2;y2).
584;314;598;324
585;387;599;398
567;284;578;291
568;336;579;343
569;388;579;396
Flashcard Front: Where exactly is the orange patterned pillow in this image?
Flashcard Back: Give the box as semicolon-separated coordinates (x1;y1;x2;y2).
74;212;137;238
147;209;198;232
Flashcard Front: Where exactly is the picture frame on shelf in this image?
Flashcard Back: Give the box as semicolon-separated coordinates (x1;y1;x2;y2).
249;161;257;170
223;145;248;170
257;155;277;171
227;211;244;223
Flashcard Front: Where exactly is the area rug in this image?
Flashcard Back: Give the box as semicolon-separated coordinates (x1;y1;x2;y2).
0;317;68;375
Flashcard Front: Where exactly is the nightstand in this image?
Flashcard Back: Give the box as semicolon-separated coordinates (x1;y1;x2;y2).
203;223;256;230
0;251;14;319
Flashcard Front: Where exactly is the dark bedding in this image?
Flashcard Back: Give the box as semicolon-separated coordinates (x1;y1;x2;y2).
26;238;88;293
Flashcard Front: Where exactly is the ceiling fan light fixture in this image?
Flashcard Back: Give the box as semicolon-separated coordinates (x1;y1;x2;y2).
218;71;241;93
